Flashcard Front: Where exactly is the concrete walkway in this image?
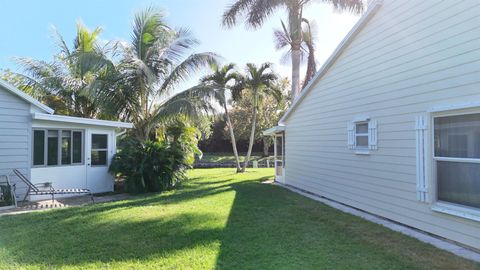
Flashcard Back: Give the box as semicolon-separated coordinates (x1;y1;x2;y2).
0;193;131;216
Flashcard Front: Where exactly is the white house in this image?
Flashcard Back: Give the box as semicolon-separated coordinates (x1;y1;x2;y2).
265;0;480;250
0;79;133;201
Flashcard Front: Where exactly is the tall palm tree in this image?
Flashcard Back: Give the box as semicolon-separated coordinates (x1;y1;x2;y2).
96;7;218;141
201;63;242;172
222;0;363;99
233;63;279;172
12;22;114;118
274;18;317;89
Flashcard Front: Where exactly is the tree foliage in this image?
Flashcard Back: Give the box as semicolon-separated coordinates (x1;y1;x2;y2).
110;118;201;193
222;0;363;98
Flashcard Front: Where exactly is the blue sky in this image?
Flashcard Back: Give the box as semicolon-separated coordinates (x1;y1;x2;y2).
0;0;360;85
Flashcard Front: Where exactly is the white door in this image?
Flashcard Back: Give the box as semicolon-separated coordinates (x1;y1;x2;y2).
86;130;114;193
274;134;285;184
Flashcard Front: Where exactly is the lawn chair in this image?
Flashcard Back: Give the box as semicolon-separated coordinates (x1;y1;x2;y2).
13;169;94;203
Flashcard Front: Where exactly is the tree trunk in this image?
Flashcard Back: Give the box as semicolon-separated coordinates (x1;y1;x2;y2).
242;96;257;172
291;43;302;99
302;42;316;89
223;101;242;172
262;136;270;157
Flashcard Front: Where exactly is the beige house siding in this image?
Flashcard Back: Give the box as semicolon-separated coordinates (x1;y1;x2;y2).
283;0;480;249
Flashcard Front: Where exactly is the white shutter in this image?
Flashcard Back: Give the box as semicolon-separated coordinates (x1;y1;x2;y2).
368;120;378;150
415;115;428;202
347;122;355;149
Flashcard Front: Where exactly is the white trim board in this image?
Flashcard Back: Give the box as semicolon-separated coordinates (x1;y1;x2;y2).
32;113;133;129
279;0;383;124
274;182;480;263
0;79;54;114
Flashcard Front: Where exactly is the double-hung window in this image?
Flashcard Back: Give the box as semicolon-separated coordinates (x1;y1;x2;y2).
33;129;84;167
433;113;480;211
355;122;369;149
348;118;377;152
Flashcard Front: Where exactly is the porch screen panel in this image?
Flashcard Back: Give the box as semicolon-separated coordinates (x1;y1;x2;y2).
47;130;59;166
61;131;71;165
72;131;82;164
33;130;45;166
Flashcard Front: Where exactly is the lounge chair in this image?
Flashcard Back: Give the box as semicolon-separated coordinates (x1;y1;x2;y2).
13;169;94;203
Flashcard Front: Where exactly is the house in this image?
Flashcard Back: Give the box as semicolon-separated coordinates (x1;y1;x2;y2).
0;79;133;201
265;0;480;250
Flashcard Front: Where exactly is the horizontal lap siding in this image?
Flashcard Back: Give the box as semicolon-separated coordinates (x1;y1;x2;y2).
284;0;480;249
0;87;31;199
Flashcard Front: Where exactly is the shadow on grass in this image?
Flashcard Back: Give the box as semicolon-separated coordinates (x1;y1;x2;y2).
0;168;475;269
214;180;479;270
0;170;273;268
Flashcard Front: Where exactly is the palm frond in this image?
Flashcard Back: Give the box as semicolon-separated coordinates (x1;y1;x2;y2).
222;0;256;28
159;52;218;96
320;0;364;14
131;6;169;60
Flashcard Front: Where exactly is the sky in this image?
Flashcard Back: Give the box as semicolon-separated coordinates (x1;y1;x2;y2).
0;0;361;87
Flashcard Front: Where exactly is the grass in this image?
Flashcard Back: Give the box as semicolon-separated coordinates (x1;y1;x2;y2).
0;168;478;269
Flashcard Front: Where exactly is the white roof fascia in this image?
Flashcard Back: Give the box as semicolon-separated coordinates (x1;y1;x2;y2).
32;113;134;129
0;79;54;114
279;0;384;124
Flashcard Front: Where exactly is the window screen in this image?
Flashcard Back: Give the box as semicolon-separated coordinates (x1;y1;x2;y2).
47;130;59;166
434;113;480;209
33;130;45;166
91;134;108;166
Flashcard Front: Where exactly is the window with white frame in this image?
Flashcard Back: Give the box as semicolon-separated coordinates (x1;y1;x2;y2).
348;119;377;151
33;129;84;167
91;134;108;166
433;112;480;210
355;122;369;148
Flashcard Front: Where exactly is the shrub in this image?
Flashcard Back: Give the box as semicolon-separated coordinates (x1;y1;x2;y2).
110;121;201;193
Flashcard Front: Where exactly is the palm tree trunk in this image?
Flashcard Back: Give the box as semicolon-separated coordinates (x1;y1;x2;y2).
242;95;257;172
291;42;302;99
262;136;270;157
223;102;242;172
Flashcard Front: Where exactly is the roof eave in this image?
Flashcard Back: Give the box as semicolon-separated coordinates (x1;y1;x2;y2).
32;113;134;129
0;79;54;114
263;125;286;136
279;0;384;125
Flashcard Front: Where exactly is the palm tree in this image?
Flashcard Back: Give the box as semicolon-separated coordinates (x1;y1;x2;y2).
201;63;242;172
96;7;218;140
222;0;363;99
274;18;317;89
12;22;114;118
233;63;279;172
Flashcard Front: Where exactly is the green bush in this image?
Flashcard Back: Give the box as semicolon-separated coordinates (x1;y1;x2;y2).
110;121;201;193
0;184;14;207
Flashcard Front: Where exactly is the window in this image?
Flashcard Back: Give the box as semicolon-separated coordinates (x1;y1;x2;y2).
72;131;83;164
434;113;480;210
348;119;377;151
47;130;59;166
33;129;83;167
91;134;108;166
61;131;71;165
355;122;369;148
33;130;45;166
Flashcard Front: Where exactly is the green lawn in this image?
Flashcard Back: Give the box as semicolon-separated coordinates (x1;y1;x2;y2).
0;168;478;269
